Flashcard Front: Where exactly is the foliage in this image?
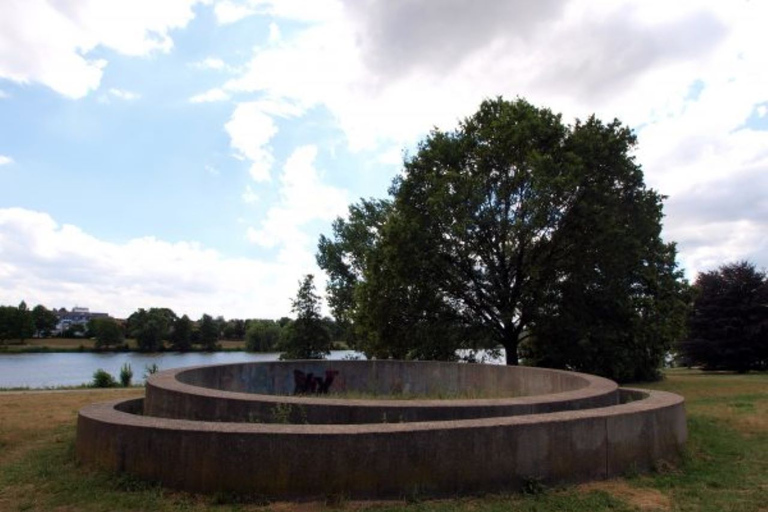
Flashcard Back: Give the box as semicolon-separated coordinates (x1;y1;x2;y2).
0;302;35;344
280;274;331;360
522;114;692;381
126;308;176;352
318;97;688;380
91;368;117;388
680;261;768;372
197;314;220;351
0;306;19;343
31;304;58;337
245;320;282;352
143;363;160;379
15;301;35;342
169;315;193;352
222;318;247;340
119;363;133;387
62;323;88;338
90;318;125;349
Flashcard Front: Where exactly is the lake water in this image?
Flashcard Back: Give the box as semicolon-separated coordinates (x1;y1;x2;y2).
0;350;363;388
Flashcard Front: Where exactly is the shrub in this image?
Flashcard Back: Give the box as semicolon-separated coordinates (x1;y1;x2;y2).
119;363;133;387
143;363;159;380
92;368;116;388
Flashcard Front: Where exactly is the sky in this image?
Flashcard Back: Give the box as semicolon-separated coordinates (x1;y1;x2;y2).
1;0;766;320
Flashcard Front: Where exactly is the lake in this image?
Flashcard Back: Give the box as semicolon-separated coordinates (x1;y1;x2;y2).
0;350;363;388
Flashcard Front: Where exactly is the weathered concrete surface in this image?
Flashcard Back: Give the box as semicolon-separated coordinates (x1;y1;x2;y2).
76;388;686;499
145;361;619;424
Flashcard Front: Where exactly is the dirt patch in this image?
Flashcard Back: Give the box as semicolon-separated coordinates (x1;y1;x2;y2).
580;480;671;511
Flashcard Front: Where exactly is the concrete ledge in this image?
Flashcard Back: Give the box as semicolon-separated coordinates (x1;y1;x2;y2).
76;387;686;499
144;361;619;423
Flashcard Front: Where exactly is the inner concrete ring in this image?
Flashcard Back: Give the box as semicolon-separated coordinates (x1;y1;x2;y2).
144;360;620;423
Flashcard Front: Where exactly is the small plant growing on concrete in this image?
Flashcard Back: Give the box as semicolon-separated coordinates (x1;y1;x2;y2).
270;403;307;424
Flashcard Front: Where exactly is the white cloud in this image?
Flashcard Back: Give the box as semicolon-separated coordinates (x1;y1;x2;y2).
209;0;768;278
108;88;140;101
205;165;220;176
0;0;201;99
0;207;304;319
191;57;228;71
190;88;231;103
214;0;258;24
242;184;258;203
0;155;14;166
0;89;9;99
268;22;281;44
224;102;279;182
214;0;339;25
246;146;348;268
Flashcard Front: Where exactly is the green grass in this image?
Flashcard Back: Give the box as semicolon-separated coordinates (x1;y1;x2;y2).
0;369;766;511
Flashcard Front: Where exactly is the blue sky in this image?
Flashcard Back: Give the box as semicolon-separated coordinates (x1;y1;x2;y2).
1;0;766;319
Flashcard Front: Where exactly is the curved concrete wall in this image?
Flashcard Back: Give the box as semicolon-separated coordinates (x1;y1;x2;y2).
76;388;687;499
145;361;619;424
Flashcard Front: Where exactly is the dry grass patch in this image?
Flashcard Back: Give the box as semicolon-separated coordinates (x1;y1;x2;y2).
580;480;671;511
0;388;142;465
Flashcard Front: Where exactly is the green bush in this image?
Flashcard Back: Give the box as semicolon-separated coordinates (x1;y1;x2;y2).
91;368;116;388
119;363;133;387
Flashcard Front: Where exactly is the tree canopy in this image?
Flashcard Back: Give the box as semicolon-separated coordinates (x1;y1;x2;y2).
280;274;331;360
90;318;125;349
126;307;176;352
680;261;767;372
318;97;689;381
0;302;35;344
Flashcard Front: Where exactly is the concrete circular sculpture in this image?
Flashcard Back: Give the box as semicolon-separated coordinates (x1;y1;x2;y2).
144;360;620;423
76;360;687;499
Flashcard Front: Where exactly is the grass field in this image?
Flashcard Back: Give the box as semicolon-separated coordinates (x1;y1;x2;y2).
0;369;765;511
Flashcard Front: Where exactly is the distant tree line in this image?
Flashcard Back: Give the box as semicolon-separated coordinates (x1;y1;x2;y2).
0;296;348;356
0;302;57;343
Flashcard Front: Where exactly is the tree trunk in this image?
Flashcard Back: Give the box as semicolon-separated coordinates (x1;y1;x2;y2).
502;332;519;365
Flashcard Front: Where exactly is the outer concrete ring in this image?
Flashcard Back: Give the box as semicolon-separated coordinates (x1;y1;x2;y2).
76;388;686;499
144;361;620;423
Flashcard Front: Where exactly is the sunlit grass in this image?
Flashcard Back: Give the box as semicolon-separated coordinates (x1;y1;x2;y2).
0;369;765;511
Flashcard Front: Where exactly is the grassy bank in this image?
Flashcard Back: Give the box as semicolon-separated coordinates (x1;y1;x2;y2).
0;369;765;511
0;338;248;353
0;338;350;353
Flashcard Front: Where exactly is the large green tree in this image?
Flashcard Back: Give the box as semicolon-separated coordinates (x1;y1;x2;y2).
280;274;331;360
198;314;220;351
127;308;176;352
170;314;193;352
31;304;58;337
680;261;767;372
15;301;35;342
0;306;18;343
90;318;125;349
245;319;282;352
318;97;688;380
